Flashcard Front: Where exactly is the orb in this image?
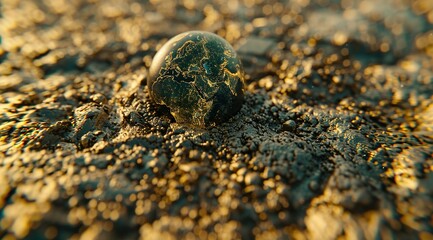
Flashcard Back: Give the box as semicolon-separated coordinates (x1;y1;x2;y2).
147;31;245;127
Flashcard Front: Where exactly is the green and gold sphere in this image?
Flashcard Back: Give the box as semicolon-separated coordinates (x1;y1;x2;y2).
148;31;245;128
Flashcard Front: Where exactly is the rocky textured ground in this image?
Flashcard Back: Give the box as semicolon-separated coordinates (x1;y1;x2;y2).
1;0;433;239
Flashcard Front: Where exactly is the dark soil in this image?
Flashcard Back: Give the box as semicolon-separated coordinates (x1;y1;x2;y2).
1;0;433;239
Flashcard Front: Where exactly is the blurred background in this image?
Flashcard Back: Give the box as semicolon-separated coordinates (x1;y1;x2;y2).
1;0;432;78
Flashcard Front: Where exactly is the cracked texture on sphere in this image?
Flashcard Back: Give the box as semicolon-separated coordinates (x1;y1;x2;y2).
148;31;245;127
